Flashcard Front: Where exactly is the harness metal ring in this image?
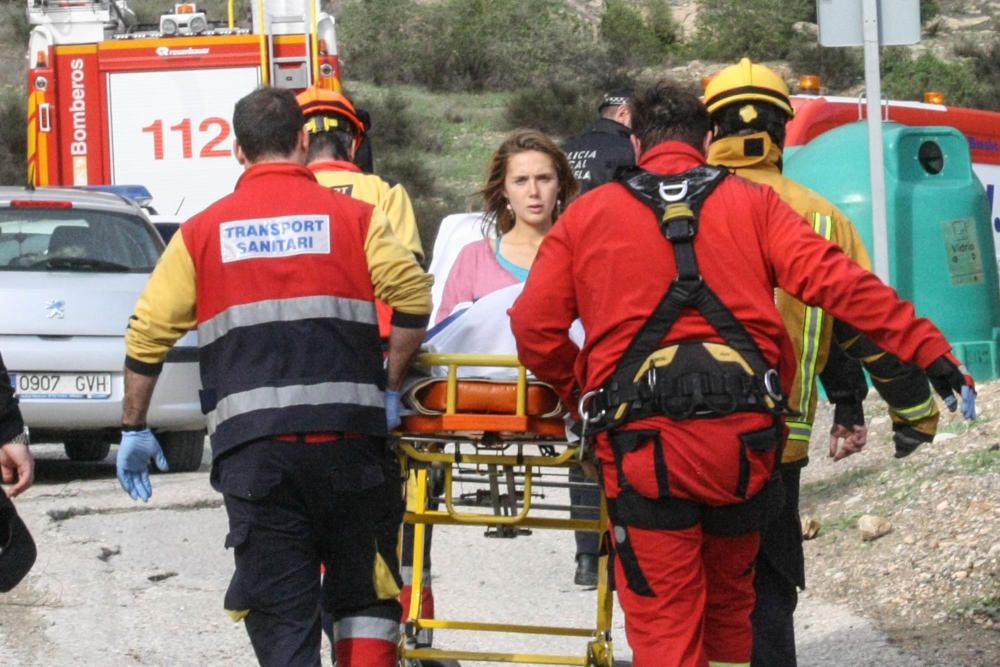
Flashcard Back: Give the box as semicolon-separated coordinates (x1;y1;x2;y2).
658;180;688;202
577;389;606;425
763;368;784;402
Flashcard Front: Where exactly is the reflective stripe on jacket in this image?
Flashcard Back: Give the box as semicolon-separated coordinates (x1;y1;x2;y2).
182;163;385;455
709;133;871;463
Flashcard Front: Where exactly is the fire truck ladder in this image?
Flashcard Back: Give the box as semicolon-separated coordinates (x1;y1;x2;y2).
255;0;320;88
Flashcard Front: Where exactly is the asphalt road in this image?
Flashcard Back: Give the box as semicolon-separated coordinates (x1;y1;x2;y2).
0;443;934;666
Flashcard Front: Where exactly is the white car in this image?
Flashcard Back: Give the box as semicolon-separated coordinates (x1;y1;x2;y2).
0;186;206;471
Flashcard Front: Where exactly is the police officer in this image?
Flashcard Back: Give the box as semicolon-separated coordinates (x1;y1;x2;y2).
704;58;945;667
561;88;636;194
510;79;975;667
0;351;36;593
116;87;432;667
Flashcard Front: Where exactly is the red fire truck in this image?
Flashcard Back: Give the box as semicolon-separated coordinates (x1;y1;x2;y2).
26;0;341;219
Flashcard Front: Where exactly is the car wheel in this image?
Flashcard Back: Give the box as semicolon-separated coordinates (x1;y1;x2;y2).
64;439;112;462
158;430;206;473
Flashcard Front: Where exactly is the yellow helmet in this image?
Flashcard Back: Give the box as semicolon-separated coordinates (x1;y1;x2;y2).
703;58;794;117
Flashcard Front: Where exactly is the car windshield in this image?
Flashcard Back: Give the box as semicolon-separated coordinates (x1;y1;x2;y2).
0;208;162;271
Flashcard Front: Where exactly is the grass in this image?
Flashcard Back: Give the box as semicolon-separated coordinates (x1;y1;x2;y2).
347;80;511;212
801;464;883;500
936;418;984;435
951;595;1000;622
953;446;1000;474
817;511;865;534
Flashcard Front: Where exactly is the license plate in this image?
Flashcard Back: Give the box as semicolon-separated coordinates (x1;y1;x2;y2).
9;372;112;399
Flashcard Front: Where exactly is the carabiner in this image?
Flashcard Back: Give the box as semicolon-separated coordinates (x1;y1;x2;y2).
763;368;784;402
577;389;606;425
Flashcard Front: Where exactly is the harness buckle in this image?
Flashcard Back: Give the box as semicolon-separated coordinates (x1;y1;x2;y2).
665;218;695;240
645;364;657;393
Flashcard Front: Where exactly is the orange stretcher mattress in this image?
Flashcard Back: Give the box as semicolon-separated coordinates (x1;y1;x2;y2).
401;377;566;438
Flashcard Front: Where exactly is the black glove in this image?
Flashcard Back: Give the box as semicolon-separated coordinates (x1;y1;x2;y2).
832;401;865;429
925;354;976;420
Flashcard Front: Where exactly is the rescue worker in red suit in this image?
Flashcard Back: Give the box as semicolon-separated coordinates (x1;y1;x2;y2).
704;58;945;667
509;79;976;667
115;87;433;667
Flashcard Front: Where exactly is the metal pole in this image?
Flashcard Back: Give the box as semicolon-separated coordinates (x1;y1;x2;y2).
862;0;890;282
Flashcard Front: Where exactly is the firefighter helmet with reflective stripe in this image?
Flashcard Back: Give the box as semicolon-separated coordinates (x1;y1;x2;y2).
295;86;365;140
703;58;794;117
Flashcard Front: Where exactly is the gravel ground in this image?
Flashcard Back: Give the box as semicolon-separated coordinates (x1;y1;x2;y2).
800;379;999;667
2;421;983;666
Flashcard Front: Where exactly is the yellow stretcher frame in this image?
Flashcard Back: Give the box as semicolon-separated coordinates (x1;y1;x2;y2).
397;353;615;667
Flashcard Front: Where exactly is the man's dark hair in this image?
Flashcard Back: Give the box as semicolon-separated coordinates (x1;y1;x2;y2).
305;129;355;163
630;80;710;153
712;101;789;148
232;87;304;163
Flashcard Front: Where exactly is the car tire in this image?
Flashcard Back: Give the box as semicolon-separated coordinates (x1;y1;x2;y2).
64;439;112;462
159;430;206;473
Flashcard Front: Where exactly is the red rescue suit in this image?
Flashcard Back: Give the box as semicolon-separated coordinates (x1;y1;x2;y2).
510;141;953;666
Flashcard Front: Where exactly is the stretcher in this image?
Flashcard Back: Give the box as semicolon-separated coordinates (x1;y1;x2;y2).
397;353;616;667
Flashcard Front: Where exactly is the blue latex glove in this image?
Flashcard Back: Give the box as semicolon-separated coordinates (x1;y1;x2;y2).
385;389;402;431
960;384;976;420
116;429;169;502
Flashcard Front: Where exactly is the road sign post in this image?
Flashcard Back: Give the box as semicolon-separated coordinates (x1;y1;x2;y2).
817;0;920;282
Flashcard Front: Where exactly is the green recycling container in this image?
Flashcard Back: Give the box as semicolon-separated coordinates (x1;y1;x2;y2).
785;121;1000;380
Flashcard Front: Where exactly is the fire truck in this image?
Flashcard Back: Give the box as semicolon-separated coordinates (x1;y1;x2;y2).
26;0;341;219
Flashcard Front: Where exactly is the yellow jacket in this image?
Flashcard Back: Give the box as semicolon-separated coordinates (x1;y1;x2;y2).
310;160;424;263
708;132;938;463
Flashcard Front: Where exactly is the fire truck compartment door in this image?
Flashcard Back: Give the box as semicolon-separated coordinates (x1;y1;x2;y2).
107;67;261;219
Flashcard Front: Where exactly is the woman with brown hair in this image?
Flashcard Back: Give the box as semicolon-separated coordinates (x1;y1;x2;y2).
435;128;578;324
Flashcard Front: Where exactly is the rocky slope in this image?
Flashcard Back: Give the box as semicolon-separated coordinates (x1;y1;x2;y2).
801;380;1000;666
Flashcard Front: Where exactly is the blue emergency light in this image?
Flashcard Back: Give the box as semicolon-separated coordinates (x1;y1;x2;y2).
76;184;155;209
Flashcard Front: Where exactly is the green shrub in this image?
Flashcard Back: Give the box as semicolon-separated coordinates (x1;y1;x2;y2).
956;38;1000;111
419;0;591;92
126;0;251;28
0;0;30;45
336;0;429;86
690;0;813;61
504;81;597;137
601;0;680;71
788;44;864;92
351;87;443;155
337;0;593;93
346;85;455;256
920;0;940;23
881;48;983;107
0;85;26;185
